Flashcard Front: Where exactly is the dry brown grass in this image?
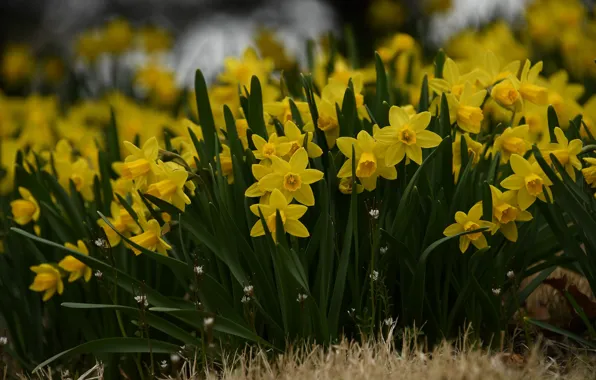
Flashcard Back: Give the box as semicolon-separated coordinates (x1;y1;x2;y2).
9;331;596;380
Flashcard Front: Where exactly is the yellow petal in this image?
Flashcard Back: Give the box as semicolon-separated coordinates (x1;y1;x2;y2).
500;222;518;242
468;203;483;221
415;130;442;148
289;148;308;171
385;144;405;166
336;137;359;158
389;106;410;128
410;112;431;132
405;145;422;165
471;234;488;249
259;173;284;191
285;219;309;238
294;184;315;206
443;223;464;236
301;169;324;184
500;174;524;190
337;159;353;178
510;154;532;176
517;187;535;210
269;189;287;210
285;204;308;219
250;220;265;237
459;236;471;253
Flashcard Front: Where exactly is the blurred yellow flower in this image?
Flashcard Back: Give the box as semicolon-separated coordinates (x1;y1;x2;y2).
280;121;323;159
1;45;34;84
104;19;133;54
488;185;532;242
129;219;171;256
98;202;140;247
29;264;64;301
492;125;531;164
540;127;582;181
59;240;92;283
121;137;160;190
10;187;40;225
252;133;292;163
147;162;191;211
452;133;483;181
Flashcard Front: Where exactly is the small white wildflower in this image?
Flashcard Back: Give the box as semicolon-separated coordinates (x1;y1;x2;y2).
170;353;181;363
492;288;501;296
204;317;214;327
0;337;7;345
384;317;394;326
370;270;379;281
134;295;148;307
194;265;203;275
296;293;308;303
241;295;251;304
369;209;380;219
380;246;388;254
243;285;254;295
507;271;515;279
160;360;168;369
348;308;356;317
94;270;103;279
94;238;107;248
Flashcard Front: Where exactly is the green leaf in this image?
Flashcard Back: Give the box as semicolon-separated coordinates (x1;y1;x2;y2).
374;52;390;126
482;181;492;222
194;70;217;162
248;76;268;138
434;49;446;79
142;194;183;216
61;303;200;346
106;107;121;163
224;105;245;165
525;318;596;348
417;75;429;113
547;105;559;142
41;171;87;239
33;338;178;373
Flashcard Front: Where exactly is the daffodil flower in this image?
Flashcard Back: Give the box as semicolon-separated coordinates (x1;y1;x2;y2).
500;154;553;210
429;58;483;99
336;130;397;191
488;185;533;242
10;187;40;225
280;121;323;158
582;157;596;188
316;94;340;149
443;203;494;253
55;157;96;201
129;219;172;256
252;133;292;163
245;163;274;202
146;161;191;211
29;264;64;301
509;60;549;107
492;125;531;164
477;50;520;87
446;82;487;134
540;127;582;181
250;188;309;240
97;202;140;247
452;133;484;181
59;240;92;283
121;137;160;190
264;97;311;125
258;148;324;206
375;106;442;165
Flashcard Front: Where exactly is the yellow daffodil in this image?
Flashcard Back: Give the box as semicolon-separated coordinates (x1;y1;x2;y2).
98;202;140;247
245;163;274;201
336;130;397;191
129;219;171;256
541;70;584;129
316;94;340;148
1;45;34;84
139;26;172;53
488;185;533;242
446;82;487;134
490;79;522;111
338;177;365;194
500;154;553;210
509;60;549;107
540;127;582;180
492;125;531;163
279;121;323;159
55;158;96;201
476;50;520;87
121;137;160;190
452;133;484;181
59;240;92;283
10;187;40;225
582;157;596;188
443;203;494;253
257;148;323;206
219;48;273;89
252;133;292;163
76;29;104;62
104;19;133;54
264;97;311;125
249;189;309;240
147;162;191;211
217;144;235;184
375;106;441;166
29;264;64;301
429;58;482;98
